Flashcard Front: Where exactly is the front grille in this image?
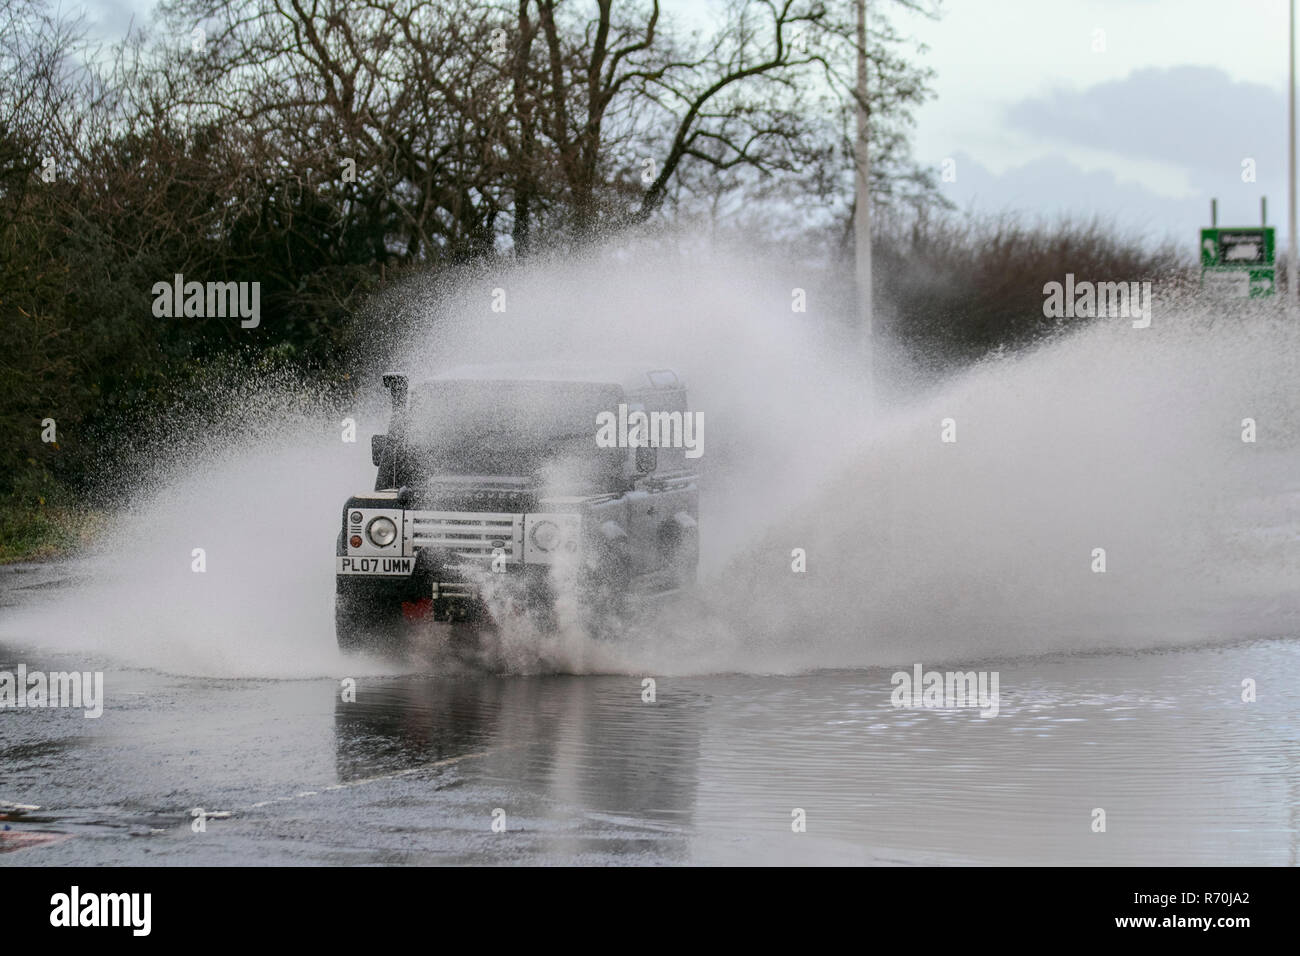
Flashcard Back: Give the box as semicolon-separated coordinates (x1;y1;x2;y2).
424;492;535;513
407;511;523;564
416;477;535;514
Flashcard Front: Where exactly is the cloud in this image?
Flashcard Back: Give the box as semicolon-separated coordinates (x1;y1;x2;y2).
932;151;1261;250
1005;66;1284;192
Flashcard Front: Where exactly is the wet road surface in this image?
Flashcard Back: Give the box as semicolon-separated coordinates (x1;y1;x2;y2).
1;564;1298;865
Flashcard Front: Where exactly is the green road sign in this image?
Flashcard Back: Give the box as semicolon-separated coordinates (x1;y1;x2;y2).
1200;227;1275;297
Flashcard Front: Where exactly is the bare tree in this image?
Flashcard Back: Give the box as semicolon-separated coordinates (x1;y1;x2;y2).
149;0;938;255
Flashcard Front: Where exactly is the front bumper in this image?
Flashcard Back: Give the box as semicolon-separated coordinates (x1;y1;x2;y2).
336;552;556;623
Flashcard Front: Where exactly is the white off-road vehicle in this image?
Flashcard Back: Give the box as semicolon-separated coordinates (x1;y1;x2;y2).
335;364;700;653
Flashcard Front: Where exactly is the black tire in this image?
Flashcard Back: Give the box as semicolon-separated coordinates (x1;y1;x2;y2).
659;519;699;591
335;585;406;657
580;541;632;638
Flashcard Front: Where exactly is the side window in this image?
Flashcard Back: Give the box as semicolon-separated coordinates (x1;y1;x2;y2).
648;390;691;475
624;400;648;478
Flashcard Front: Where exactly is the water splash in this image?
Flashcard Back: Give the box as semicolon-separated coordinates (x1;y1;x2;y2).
2;240;1296;677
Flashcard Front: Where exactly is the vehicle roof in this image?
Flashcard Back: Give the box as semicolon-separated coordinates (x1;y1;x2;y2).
414;362;684;393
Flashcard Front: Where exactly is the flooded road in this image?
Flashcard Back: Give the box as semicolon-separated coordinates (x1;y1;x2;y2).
2;566;1296;865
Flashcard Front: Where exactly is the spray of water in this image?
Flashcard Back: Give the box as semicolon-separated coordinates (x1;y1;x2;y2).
1;238;1296;677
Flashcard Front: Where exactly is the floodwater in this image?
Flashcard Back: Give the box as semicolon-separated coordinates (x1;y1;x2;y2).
1;565;1296;865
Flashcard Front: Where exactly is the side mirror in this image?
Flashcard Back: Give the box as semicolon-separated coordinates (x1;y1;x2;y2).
634;445;657;476
371;434;389;467
381;373;408;410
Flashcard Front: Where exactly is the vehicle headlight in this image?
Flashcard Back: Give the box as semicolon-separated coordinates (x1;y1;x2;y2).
366;516;398;547
530;520;561;552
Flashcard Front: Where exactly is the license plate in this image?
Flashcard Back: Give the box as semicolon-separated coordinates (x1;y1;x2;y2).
336;556;414;576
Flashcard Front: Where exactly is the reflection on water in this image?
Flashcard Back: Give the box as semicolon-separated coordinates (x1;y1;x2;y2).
334;675;707;861
334;637;1300;864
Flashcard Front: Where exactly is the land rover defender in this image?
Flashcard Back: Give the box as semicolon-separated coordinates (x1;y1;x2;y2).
335;364;700;653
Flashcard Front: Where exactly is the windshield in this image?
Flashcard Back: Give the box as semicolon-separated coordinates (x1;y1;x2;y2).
395;379;626;487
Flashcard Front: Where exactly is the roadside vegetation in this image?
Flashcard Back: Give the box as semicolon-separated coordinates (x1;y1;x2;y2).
873;211;1187;386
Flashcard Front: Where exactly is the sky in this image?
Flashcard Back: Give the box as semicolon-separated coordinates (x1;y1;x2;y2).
896;0;1290;250
79;0;1295;251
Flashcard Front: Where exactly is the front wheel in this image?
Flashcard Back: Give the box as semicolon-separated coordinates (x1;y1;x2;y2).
578;541;632;639
335;584;406;657
660;517;699;592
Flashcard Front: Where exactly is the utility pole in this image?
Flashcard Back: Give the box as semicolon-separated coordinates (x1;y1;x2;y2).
854;0;874;390
1290;0;1297;306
